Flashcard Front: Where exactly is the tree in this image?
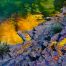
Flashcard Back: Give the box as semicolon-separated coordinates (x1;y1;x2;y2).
54;0;66;11
0;0;55;18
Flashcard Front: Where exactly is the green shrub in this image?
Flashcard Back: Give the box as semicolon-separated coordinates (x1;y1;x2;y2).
63;1;66;6
0;43;11;59
52;23;62;34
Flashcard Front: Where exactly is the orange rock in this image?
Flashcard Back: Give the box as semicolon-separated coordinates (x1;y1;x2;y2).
53;56;59;61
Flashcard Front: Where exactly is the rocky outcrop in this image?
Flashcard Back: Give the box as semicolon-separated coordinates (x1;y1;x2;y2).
0;16;66;66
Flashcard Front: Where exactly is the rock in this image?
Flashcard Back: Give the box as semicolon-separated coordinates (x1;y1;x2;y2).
51;33;59;41
45;17;52;21
62;16;66;26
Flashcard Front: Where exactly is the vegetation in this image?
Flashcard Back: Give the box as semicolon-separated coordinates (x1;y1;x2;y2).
54;0;66;11
0;0;65;45
0;43;11;59
0;0;65;19
52;23;63;34
0;20;23;45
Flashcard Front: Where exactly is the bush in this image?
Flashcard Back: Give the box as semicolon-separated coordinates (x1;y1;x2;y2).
54;0;66;11
52;23;63;34
63;1;66;6
0;43;11;59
